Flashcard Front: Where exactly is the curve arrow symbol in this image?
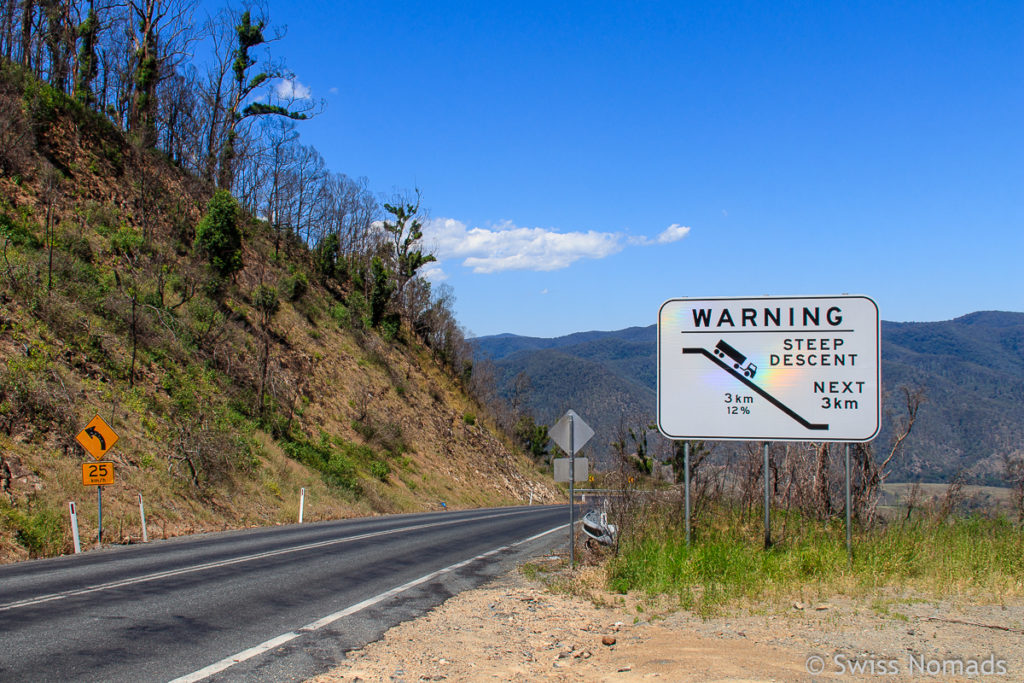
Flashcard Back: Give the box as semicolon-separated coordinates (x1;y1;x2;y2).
85;426;106;451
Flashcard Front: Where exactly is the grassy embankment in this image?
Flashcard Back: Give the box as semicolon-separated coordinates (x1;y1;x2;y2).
606;504;1024;617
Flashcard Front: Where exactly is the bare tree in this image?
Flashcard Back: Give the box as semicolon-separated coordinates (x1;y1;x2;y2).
812;442;834;518
125;0;198;147
40;163;62;295
851;386;925;524
1003;450;1024;524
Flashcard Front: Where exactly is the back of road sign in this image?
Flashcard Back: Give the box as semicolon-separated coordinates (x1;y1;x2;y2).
554;457;589;483
657;295;880;442
550;410;594;455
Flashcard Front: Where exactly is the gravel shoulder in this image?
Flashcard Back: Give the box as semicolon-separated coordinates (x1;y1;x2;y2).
310;555;1024;682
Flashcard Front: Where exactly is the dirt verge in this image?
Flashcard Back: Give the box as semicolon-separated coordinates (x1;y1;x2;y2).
310;555;1024;682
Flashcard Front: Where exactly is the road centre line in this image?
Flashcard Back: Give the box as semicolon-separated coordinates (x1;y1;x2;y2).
0;508;545;613
168;523;567;683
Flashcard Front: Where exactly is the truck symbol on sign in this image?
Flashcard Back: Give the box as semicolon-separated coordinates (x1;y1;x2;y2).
713;340;758;378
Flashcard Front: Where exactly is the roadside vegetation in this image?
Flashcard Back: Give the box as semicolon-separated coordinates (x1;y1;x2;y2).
566;409;1024;618
0;12;557;561
606;500;1024;618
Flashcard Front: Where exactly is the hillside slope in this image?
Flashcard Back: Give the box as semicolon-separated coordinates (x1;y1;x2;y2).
0;66;557;563
473;312;1024;483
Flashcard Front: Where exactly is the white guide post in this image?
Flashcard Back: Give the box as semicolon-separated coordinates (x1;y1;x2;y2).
139;493;149;543
69;501;81;554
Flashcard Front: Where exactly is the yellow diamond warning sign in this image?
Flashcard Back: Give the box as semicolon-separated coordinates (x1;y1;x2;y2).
76;415;118;460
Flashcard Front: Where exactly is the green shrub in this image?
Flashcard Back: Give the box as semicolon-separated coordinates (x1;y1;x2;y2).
351;417;376;442
281;271;308;301
328;302;349;326
63;234;94;262
1;501;65;557
379;314;400;342
109;224;143;256
195;190;243;277
370;460;390;481
0;212;40;248
252;285;279;325
82;202;120;235
346;291;369;329
462;412;476;426
280;432;363;492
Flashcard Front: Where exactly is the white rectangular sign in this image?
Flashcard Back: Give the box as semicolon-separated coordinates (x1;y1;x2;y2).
658;295;880;442
554;457;589;483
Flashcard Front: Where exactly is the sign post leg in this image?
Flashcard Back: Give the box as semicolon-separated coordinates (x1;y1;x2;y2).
845;444;852;561
97;485;103;548
763;443;771;549
684;441;691;547
299;487;306;524
569;415;575;570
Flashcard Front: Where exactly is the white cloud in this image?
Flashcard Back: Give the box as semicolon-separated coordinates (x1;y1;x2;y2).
422;218;692;274
424;219;623;274
657;223;691;244
329;87;339;95
625;223;693;247
418;261;448;282
275;78;312;100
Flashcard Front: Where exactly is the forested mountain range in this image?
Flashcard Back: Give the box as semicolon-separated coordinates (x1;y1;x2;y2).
473;311;1024;484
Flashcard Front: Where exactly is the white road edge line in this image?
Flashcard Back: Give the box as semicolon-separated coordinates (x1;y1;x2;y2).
0;508;542;613
167;523;567;683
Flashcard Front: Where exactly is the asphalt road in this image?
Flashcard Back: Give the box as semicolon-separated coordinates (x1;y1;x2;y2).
0;505;567;682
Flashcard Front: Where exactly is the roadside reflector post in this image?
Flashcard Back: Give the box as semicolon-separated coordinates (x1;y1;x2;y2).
139;493;148;543
299;488;305;524
529;492;534;506
69;502;81;554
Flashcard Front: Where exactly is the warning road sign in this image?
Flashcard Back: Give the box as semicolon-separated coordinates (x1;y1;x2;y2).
82;461;114;486
658;295;880;442
76;415;119;460
550;410;594;455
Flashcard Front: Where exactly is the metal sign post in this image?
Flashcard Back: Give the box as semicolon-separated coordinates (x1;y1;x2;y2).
551;410;594;570
764;443;771;549
569;416;575;569
684;442;691;546
845;444;852;560
76;416;120;551
97;485;103;548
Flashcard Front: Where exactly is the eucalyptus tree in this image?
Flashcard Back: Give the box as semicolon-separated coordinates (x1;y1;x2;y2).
125;0;198;147
215;7;317;190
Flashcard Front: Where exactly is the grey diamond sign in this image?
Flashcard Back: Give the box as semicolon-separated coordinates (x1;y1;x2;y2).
550;410;594;455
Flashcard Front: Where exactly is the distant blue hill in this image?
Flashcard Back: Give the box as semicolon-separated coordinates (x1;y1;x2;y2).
472;311;1024;484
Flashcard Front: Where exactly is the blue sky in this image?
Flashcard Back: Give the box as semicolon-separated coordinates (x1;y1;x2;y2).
233;0;1022;338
